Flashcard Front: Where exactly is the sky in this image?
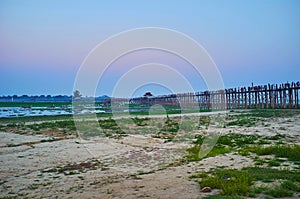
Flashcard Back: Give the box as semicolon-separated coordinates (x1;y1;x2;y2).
0;0;300;97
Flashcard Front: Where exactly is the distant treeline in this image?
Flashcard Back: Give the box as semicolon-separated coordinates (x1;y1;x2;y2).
0;95;110;103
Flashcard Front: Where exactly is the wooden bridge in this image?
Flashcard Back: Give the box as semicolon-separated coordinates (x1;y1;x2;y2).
111;81;300;110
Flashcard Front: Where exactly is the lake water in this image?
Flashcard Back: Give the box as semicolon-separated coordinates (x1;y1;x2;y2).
0;107;106;118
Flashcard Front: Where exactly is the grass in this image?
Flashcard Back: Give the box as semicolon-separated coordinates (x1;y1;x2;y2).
189;173;209;179
243;144;300;162
162;115;179;132
269;133;286;140
268;158;281;167
281;180;300;192
27;120;76;131
151;116;180;141
186;144;231;161
199;115;211;129
186;133;264;161
187;128;300;197
204;195;243;199
98;117;119;130
227;117;257;127
252;185;265;194
226;109;300;119
0;120;80;137
0;113;181;140
248;109;300;118
188;132;300;166
0;111;115;125
243;167;300;182
199;169;253;195
217;133;259;147
265;186;294;197
131;117;149;126
28;184;40;190
195;167;300;197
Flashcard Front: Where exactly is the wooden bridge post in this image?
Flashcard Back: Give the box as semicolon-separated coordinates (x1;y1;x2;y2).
279;84;283;108
274;84;278;108
295;82;299;108
247;87;251;108
288;83;293;108
237;88;240;109
284;83;287;108
226;90;229;109
261;86;264;109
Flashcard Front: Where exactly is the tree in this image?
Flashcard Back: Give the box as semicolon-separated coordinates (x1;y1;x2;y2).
73;90;82;100
143;92;153;97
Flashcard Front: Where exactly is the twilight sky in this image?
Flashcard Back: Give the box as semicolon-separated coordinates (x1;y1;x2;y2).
0;0;299;97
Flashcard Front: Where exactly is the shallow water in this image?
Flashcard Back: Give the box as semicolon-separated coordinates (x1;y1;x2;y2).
0;107;106;118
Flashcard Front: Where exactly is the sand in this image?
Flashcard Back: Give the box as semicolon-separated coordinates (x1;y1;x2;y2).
0;111;299;198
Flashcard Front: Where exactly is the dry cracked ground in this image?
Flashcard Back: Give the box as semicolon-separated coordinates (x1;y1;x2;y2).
0;110;300;198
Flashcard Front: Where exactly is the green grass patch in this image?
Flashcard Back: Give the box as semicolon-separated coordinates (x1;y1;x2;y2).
189;173;209;179
269;133;286;140
195;167;300;197
186;145;231;161
242;167;300;182
264;180;300;197
27;120;76;131
218;133;259;147
268;158;281;167
244;144;300;162
131;117;149;126
199;169;253;195
265;186;294;197
281;180;300;192
199;115;211;129
161;115;179;132
204;195;243;199
248;109;300;118
227;117;256;127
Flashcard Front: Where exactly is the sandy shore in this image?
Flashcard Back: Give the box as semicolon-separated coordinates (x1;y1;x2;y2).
0;111;299;198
